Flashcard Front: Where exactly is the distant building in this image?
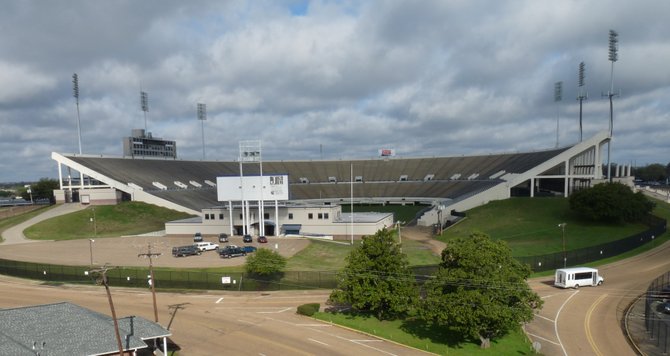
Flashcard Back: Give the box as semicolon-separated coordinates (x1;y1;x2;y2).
123;129;176;159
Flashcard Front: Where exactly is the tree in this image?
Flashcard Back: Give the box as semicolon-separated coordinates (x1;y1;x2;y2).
329;228;417;320
20;178;59;202
419;233;542;349
244;248;287;276
569;182;655;223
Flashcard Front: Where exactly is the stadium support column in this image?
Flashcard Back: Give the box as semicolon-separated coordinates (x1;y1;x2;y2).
274;200;279;237
228;201;234;236
530;178;535;197
564;160;569;197
57;162;63;190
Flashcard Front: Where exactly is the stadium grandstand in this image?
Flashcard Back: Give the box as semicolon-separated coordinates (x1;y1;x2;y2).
51;130;632;231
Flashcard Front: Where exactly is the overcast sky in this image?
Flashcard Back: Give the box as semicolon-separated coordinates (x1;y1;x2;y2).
1;0;668;182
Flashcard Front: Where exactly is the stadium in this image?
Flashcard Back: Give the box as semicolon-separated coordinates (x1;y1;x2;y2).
50;130;630;238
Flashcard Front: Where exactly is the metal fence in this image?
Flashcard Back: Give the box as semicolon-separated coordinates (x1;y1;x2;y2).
0;216;665;290
644;271;670;354
517;215;667;272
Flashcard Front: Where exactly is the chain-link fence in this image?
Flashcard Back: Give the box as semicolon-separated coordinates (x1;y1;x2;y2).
0;216;665;290
644;271;670;354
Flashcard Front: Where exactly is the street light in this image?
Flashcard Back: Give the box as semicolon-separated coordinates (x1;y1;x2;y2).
89;239;95;267
558;223;567;267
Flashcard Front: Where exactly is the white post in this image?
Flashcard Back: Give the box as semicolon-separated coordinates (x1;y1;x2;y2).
228;201;234;236
274;200;279;236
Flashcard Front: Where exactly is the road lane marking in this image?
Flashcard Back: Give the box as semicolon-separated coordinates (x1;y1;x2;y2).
535;314;555;322
585;293;607;356
215;297;224;304
555;289;579;356
257;307;292;314
525;331;561;346
308;338;329;346
297;324;332;327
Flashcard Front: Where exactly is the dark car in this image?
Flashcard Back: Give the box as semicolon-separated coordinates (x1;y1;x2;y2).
257;236;268;243
219;246;247;259
243;234;253;243
241;246;257;253
172;245;201;257
193;232;203;242
218;233;229;243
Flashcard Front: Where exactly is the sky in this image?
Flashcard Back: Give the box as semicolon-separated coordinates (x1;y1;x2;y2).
1;0;669;182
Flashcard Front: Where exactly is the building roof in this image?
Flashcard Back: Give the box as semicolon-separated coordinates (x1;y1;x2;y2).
0;302;170;356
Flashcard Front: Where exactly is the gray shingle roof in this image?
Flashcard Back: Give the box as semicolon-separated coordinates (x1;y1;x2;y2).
0;302;171;356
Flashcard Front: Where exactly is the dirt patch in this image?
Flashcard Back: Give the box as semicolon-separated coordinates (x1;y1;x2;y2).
401;226;446;255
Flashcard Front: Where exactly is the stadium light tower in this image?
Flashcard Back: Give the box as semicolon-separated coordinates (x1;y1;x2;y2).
140;90;149;132
577;62;587;142
197;103;207;160
72;73;82;154
604;30;619;181
554;81;563;148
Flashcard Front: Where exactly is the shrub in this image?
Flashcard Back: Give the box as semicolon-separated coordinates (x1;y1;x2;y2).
297;303;320;316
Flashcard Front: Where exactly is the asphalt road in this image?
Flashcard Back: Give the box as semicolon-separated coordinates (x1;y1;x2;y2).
0;275;430;355
525;238;670;356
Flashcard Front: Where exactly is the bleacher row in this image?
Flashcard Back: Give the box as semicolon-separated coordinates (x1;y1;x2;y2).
69;147;568;210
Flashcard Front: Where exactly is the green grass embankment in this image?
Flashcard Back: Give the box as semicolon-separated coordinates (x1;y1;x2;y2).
24;202;193;240
440;197;649;256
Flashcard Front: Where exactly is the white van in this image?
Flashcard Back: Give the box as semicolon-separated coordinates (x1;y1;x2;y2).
554;267;603;288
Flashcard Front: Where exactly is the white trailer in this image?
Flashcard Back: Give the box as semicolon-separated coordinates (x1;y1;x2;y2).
554;267;604;288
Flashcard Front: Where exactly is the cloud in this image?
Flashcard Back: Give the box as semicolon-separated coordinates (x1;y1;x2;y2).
0;0;668;182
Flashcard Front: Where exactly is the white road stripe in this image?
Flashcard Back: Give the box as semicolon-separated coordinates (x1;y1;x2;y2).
257;307;292;314
525;332;561;346
308;338;329;346
215;297;224;304
535;314;555;322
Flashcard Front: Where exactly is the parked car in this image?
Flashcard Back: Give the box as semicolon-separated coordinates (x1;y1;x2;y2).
243;234;253;243
241;246;257;253
193;232;203;242
172;245;201;257
219;246;247;258
193;242;219;252
257;235;268;243
218;233;229;243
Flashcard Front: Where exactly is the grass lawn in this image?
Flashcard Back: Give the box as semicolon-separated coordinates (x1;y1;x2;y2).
313;311;534;355
439;197;649;256
24;202;193;240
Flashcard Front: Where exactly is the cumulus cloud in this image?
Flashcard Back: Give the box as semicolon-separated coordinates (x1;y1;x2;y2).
0;0;668;182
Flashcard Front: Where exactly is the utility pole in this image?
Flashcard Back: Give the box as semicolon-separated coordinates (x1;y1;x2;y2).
138;243;162;323
88;265;125;356
558;223;567;268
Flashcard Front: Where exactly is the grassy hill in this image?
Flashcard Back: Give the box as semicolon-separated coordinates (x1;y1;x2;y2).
24;202;193;240
439;197;651;256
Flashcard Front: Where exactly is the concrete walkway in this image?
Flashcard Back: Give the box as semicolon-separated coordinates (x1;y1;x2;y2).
1;203;86;245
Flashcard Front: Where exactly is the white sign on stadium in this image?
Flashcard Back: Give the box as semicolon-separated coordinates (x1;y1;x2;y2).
216;175;289;201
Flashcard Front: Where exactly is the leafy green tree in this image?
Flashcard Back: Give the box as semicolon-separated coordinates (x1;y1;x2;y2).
419;233;542;349
634;163;667;182
329;228;417;320
244;248;287;276
20;178;58;202
569;182;655;223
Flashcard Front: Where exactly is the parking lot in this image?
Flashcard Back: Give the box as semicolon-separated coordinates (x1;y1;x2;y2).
0;234;311;268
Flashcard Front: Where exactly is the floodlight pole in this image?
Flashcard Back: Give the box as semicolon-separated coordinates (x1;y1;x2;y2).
140;90;149;132
350;163;354;245
138;243;162;323
605;30;618;182
73;73;83;154
554;81;562;148
577;62;587;142
197;103;207;160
